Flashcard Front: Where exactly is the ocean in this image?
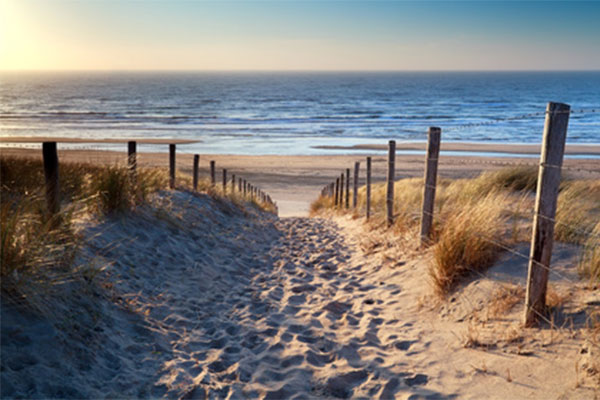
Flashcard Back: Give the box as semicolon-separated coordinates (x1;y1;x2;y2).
1;71;598;155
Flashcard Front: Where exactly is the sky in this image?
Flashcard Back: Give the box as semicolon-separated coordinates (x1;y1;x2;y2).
1;0;599;71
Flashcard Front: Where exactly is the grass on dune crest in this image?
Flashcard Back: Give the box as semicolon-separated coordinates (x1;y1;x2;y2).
0;156;274;312
311;166;600;293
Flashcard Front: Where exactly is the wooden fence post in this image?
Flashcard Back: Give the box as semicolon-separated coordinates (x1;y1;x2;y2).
387;140;396;227
335;177;340;206
42;142;60;216
238;177;242;192
353;162;359;209
169;144;176;189
345;168;350;209
232;174;236;192
127;141;137;176
366;156;372;220
193;154;199;191
222;169;227;192
420;127;441;245
524;102;570;327
210;161;216;186
243;179;247;196
340;173;344;209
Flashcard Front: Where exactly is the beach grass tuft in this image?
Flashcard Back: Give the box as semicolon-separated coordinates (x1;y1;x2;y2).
312;166;599;295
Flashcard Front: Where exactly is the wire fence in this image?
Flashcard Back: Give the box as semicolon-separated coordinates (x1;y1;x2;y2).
321;102;599;334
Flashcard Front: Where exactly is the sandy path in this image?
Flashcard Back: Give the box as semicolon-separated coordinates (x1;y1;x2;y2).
2;186;595;399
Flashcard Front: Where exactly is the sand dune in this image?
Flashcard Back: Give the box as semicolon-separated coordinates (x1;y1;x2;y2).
2;189;596;399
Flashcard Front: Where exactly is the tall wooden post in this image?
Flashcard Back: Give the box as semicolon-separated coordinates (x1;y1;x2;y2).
210;161;216;186
169;144;176;189
353;162;360;209
335;178;340;206
243;179;247;196
222;169;227;192
420;127;441;245
127;141;137;176
42;142;60;216
193;154;199;191
345;168;350;209
366;156;372;220
524;102;570;327
232;174;236;192
387;140;396;227
340;173;344;209
238;177;242;192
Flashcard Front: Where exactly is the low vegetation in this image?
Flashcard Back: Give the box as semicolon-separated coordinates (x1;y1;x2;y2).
311;166;600;294
0;155;275;309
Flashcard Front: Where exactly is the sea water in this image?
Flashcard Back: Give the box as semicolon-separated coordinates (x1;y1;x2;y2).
1;71;598;155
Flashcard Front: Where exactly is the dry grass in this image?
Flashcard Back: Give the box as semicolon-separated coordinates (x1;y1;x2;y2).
1;155;275;312
488;284;525;319
310;195;335;216
430;193;508;295
312;166;598;295
578;221;600;283
555;180;600;244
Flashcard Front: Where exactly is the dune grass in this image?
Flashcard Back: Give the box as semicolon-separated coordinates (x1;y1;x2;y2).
0;155;275;310
311;166;599;293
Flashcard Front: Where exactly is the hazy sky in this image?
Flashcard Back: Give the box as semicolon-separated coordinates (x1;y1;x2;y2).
1;0;599;71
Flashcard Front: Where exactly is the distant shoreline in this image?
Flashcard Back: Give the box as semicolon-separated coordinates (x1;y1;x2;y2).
312;142;600;157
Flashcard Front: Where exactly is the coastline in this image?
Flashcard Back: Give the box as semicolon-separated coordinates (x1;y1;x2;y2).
313;141;600;156
2;147;599;217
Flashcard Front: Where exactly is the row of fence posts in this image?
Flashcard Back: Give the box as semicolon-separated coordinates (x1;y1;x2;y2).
41;141;278;217
320;101;571;327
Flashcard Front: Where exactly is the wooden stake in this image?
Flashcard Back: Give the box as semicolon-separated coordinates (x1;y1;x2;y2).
127;141;137;175
169;144;176;189
340;173;344;209
524;102;570;327
210;161;216;185
353;161;360;209
366;156;372;220
345;168;350;209
42;142;60;215
193;154;199;191
222;169;227;192
232;174;236;192
387;140;396;227
420;127;441;245
238;177;242;192
335;177;340;206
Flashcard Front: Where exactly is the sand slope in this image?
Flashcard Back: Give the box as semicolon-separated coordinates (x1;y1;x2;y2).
1;191;598;399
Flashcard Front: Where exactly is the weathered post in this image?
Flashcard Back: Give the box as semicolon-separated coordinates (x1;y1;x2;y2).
127;141;137;176
345;168;350;209
243;179;247;196
193;154;199;191
335;177;340;206
210;161;216;186
366;156;372;220
42;142;60;216
232;174;236;192
169;144;176;189
353;162;360;209
387;140;396;227
340;173;345;209
524;102;570;327
420;127;441;245
222;169;227;192
238;177;242;192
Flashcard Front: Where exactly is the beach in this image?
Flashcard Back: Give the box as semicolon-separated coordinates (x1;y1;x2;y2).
2;145;599;216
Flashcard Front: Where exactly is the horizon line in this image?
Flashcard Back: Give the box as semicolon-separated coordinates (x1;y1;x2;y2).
2;69;600;74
